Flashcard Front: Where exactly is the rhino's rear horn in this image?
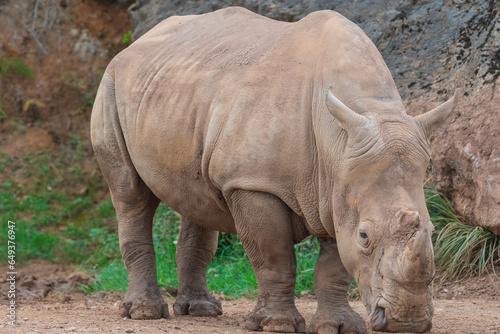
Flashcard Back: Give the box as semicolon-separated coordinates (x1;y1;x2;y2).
415;89;459;136
396;209;421;229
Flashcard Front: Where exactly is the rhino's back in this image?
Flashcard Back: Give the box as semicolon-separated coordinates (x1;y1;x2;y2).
110;7;334;112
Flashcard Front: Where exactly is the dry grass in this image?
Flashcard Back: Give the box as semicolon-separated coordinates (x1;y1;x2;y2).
425;185;500;281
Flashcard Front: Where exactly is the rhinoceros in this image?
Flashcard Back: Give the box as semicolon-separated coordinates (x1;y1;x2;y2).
90;7;457;333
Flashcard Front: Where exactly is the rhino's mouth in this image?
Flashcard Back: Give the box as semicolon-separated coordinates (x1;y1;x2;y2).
369;305;387;331
369;295;390;330
369;297;432;333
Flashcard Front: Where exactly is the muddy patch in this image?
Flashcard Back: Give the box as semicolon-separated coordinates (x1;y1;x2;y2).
0;260;92;304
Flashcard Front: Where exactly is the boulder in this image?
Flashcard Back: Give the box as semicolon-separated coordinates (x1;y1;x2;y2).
127;0;500;235
408;87;500;236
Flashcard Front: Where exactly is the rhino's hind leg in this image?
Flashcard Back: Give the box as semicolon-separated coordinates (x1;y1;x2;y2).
100;168;168;319
108;176;168;319
307;237;366;334
116;188;169;320
91;72;168;320
173;216;222;317
229;190;306;333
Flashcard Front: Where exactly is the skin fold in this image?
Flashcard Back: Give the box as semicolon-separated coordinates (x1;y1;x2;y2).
90;7;457;333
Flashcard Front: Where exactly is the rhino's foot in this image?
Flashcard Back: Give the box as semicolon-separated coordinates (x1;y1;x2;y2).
173;296;222;317
246;305;306;333
307;308;366;334
120;294;169;320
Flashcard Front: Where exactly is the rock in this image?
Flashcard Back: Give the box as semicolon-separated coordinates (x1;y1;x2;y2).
418;86;500;236
20;274;37;289
117;0;135;5
213;291;226;301
127;0;500;235
73;29;108;60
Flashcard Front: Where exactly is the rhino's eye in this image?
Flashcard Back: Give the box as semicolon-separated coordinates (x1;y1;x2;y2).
358;222;372;251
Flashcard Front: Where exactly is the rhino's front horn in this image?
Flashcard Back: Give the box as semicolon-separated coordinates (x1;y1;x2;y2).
410;228;433;262
402;228;435;283
326;88;369;132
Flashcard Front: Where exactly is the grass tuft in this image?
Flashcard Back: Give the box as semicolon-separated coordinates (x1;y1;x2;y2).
0;57;34;78
425;185;500;280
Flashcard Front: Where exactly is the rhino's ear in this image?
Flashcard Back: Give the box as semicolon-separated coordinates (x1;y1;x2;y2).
326;88;368;132
415;90;459;137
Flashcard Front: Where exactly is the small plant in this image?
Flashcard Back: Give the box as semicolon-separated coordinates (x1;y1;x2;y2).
426;185;500;280
23;99;44;113
71;134;87;160
0;107;6;121
63;71;98;112
83;86;97;108
0;58;34;78
122;30;132;45
63;71;86;89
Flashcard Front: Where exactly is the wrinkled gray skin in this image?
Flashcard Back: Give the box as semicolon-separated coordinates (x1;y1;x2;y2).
90;7;457;333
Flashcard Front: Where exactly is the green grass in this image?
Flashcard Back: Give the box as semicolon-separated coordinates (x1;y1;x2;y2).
0;139;119;268
425;185;500;280
0;57;34;78
122;30;132;45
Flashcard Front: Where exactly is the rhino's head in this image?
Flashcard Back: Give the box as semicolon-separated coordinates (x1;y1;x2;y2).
326;90;458;332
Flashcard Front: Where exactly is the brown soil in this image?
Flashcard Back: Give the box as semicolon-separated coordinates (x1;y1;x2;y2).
1;261;499;334
0;0;131;157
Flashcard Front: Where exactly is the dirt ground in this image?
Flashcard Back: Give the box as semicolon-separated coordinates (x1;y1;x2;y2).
0;261;499;334
0;294;499;334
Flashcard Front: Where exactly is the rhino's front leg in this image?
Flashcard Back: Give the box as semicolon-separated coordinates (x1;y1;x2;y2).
308;237;367;334
229;190;306;333
173;216;222;317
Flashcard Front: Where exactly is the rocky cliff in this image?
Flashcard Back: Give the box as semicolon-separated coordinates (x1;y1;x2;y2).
128;0;500;235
